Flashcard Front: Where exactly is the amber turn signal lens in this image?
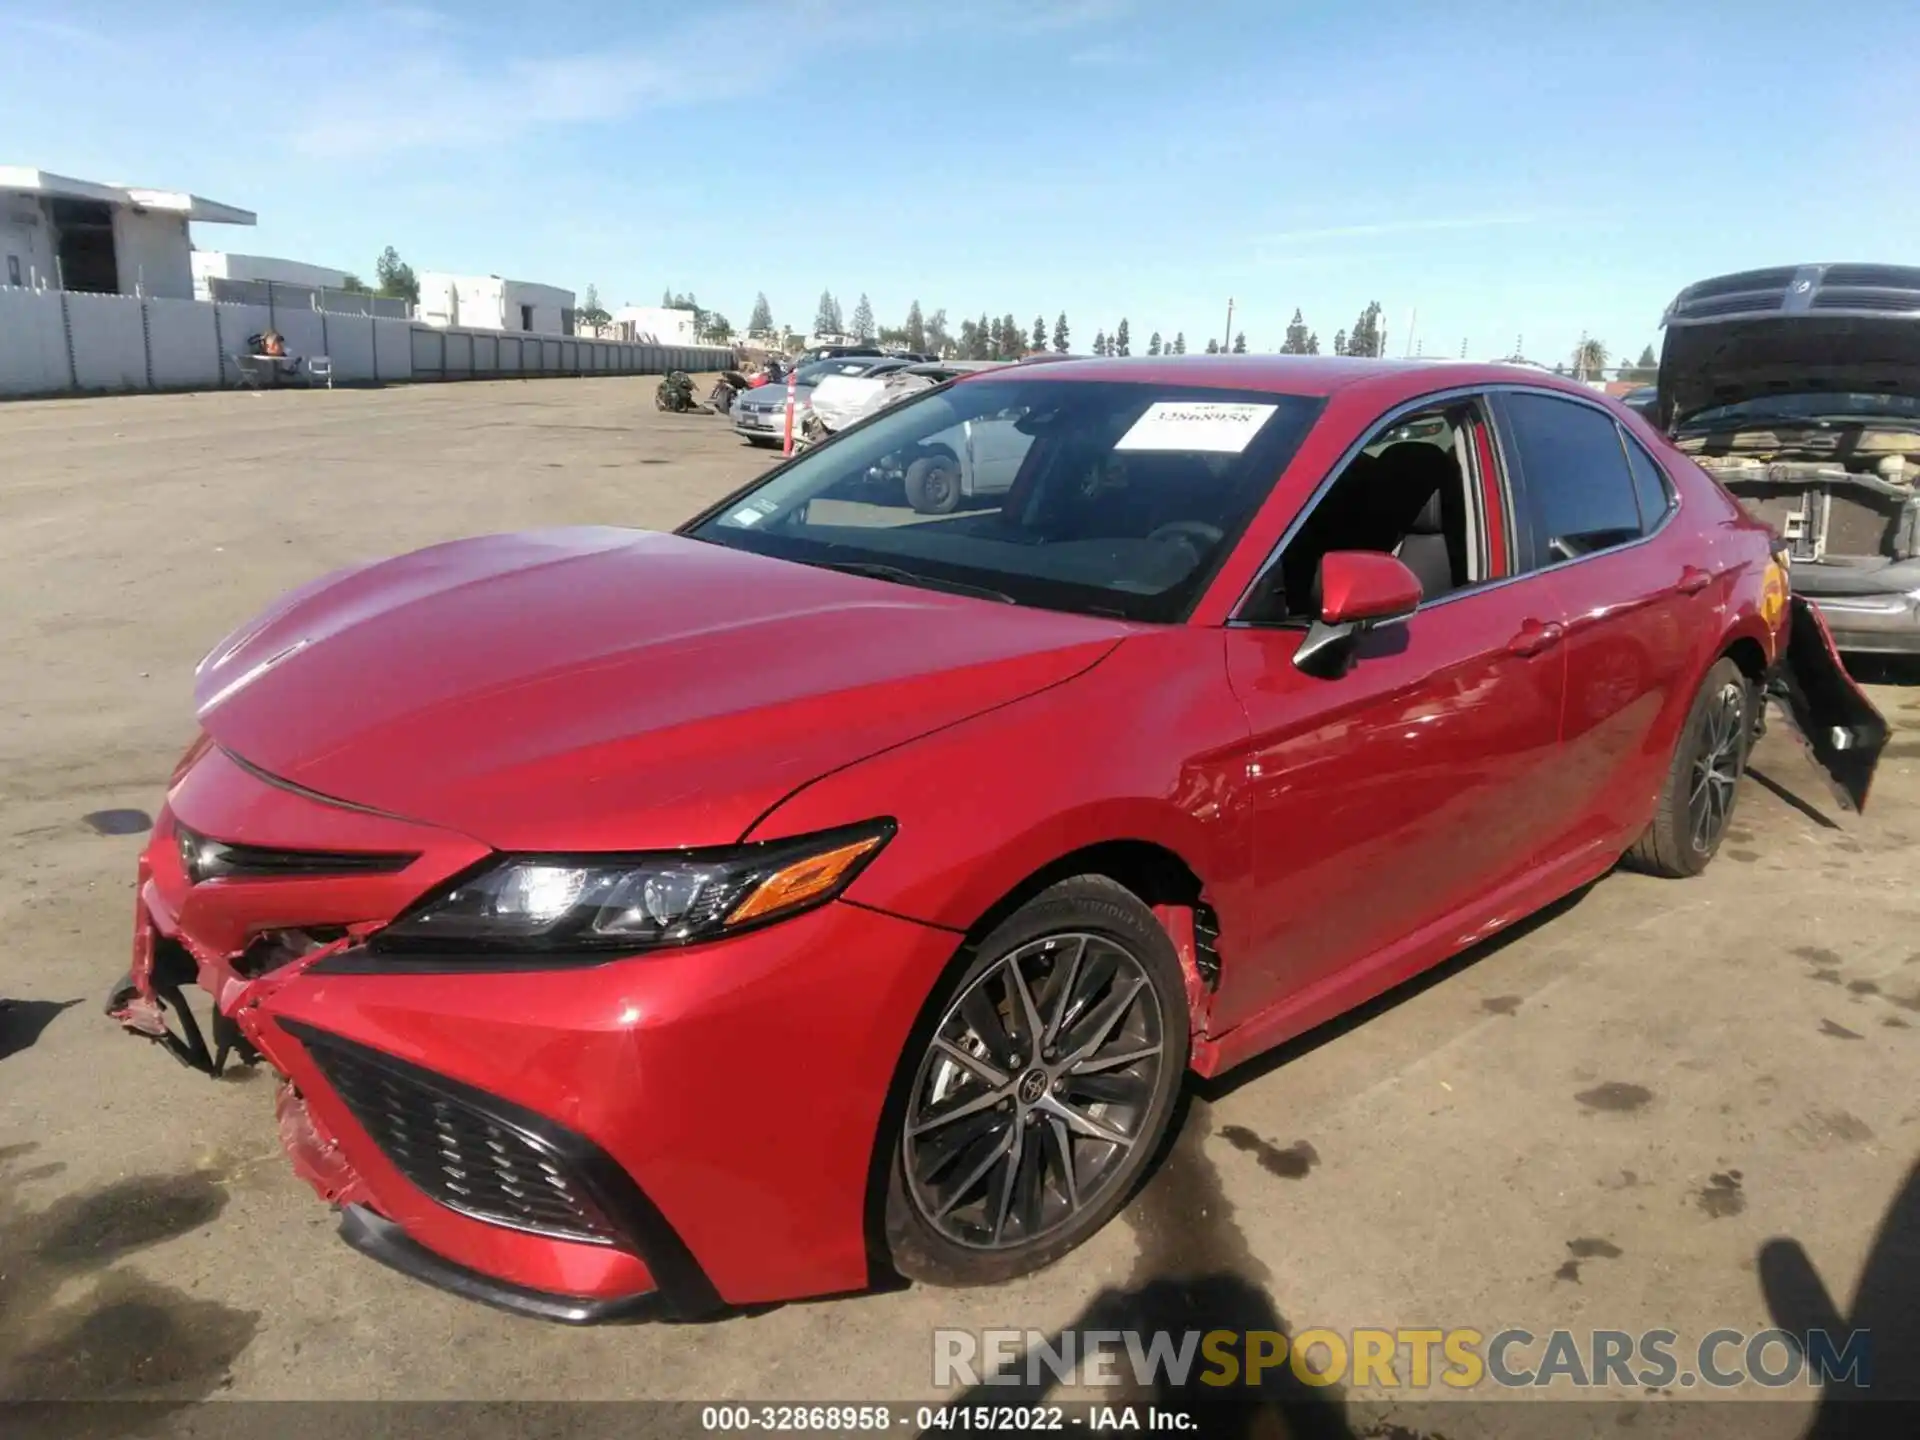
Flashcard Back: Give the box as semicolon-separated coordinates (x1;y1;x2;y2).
727;835;886;925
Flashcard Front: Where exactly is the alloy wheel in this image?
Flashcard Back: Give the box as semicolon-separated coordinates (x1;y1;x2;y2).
902;932;1166;1250
1688;679;1746;852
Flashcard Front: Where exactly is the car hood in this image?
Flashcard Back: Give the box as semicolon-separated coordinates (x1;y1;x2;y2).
194;528;1128;850
1658;314;1920;430
737;384;815;408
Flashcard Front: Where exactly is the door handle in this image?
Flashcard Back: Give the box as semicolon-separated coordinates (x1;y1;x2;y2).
1677;566;1712;595
1508;620;1564;657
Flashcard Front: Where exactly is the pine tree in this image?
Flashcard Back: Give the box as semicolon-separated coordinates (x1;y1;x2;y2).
662;288;673;306
1172;332;1186;355
1115;319;1131;357
1148;332;1162;356
1205;338;1220;355
957;317;979;358
1032;315;1048;352
905;300;926;353
1281;308;1310;355
1003;314;1022;358
1306;332;1320;355
1092;329;1107;357
814;290;840;336
1053;313;1069;353
1348;302;1383;358
850;293;875;340
1333;329;1347;357
748;292;774;335
1232;331;1247;354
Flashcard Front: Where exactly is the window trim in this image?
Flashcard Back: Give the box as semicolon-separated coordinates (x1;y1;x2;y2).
1615;423;1677;532
1228;384;1502;626
1491;388;1682;576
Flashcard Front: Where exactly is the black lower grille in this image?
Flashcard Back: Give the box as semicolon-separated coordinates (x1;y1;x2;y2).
285;1021;622;1246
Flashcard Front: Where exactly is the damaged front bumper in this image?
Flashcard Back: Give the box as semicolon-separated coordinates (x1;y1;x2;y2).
1771;594;1891;812
104;740;960;1320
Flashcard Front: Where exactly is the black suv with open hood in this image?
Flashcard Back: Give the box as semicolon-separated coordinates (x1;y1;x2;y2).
1658;263;1920;654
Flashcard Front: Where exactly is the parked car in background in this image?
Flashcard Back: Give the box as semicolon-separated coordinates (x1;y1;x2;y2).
1658;263;1920;655
794;343;886;364
808;360;1006;435
109;356;1881;1324
1620;385;1657;419
732;356;913;446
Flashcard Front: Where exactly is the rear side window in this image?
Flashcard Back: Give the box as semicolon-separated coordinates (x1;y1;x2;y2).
1621;431;1674;528
1504;392;1644;565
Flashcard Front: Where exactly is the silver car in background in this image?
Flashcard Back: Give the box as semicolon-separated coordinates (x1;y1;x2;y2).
732;356;913;447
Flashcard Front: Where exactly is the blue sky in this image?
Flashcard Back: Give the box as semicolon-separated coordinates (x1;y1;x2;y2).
5;0;1915;365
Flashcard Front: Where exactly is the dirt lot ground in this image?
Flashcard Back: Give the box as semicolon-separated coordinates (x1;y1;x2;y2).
1;378;1916;1435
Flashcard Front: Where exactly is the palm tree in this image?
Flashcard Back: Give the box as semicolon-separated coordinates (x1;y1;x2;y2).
1572;337;1608;380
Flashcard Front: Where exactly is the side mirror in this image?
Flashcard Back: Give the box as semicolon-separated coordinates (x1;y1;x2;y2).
1294;551;1423;675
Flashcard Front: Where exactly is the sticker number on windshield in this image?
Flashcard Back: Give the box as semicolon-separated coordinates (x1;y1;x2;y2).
1115;401;1276;453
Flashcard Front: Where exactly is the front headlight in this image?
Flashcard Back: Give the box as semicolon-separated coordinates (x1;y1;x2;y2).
373;820;894;954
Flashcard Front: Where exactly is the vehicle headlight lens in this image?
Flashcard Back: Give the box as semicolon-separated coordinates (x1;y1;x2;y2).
374;821;894;953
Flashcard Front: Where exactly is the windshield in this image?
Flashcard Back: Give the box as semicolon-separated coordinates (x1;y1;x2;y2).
683;379;1324;622
1681;392;1920;428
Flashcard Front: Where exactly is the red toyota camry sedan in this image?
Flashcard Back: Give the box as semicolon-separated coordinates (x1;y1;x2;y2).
108;356;1882;1322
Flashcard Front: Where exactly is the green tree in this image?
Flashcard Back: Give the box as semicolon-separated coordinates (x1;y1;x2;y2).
576;284;611;331
850;293;875;340
1205;337;1221;355
1232;331;1247;354
1637;343;1656;369
703;313;733;343
1281;308;1310;354
748;292;774;335
1347;302;1383;358
1172;332;1186;355
1306;332;1320;355
925;307;951;356
988;316;1004;359
957;317;980;358
1092;328;1107;357
339;273;370;294
814;290;842;336
1053;312;1070;353
1573;336;1608;378
1148;331;1162;356
1333;329;1347;356
1032;315;1048;352
661;288;673;306
375;246;419;305
1003;313;1022;358
905;301;927;352
1115;318;1131;357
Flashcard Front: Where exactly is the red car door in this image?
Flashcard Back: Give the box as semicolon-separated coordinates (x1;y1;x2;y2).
1213;398;1568;1040
1493;390;1712;859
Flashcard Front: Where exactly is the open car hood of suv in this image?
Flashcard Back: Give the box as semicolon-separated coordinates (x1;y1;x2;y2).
193;528;1128;851
1657;264;1920;430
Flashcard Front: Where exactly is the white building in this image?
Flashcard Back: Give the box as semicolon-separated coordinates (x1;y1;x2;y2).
610;305;700;345
419;273;575;335
191;251;351;301
0;167;254;299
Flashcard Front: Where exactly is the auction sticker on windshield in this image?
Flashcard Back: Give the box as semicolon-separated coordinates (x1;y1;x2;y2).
1116;401;1276;453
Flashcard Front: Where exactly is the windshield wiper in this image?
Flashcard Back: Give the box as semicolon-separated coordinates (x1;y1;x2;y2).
815;560;1018;605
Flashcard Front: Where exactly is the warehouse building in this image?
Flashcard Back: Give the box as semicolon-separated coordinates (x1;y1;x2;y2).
0;167;254;298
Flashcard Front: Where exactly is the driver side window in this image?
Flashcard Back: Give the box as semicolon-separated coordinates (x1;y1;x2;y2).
1241;400;1494;625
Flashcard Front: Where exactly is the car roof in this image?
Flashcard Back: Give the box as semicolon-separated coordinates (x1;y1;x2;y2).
951;353;1611;402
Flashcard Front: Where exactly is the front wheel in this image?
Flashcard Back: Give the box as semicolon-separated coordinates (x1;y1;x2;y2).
883;876;1188;1287
904;455;962;514
1626;657;1752;877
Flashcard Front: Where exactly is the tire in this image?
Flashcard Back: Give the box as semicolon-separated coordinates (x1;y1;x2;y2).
883;876;1189;1287
904;455;962;515
1626;657;1753;878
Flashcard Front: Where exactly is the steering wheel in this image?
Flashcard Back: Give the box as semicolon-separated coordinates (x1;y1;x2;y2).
1146;520;1224;548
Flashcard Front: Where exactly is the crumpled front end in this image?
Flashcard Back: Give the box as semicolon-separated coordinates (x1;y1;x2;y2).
105;736;962;1320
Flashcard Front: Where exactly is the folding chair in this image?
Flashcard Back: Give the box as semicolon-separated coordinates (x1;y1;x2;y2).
306;355;334;389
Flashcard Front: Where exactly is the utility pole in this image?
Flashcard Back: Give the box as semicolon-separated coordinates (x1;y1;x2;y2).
1404;307;1418;358
1222;298;1235;354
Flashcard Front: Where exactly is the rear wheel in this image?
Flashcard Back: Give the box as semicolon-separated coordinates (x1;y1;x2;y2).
1627;657;1752;877
904;454;962;514
883;876;1188;1287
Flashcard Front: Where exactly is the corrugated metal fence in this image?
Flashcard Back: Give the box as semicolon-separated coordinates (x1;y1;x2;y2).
0;286;733;398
